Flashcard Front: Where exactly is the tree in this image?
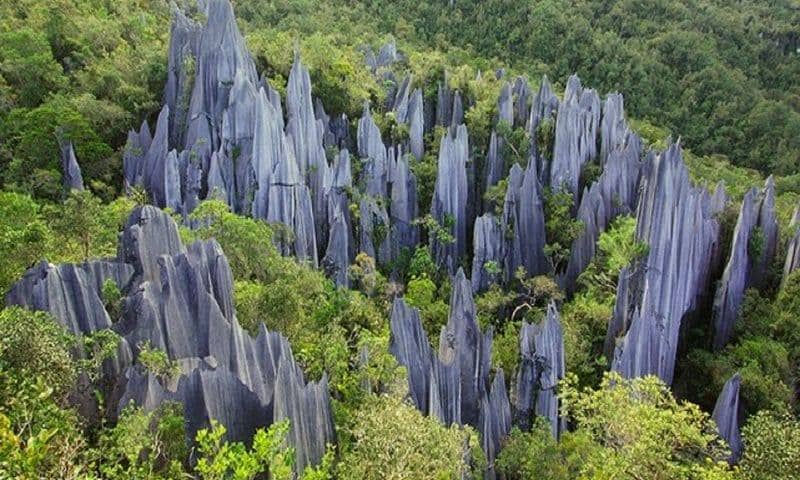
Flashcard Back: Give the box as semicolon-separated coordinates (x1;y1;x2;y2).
559;372;734;479
738;411;800;480
44;190;132;262
0;192;52;294
337;392;485;479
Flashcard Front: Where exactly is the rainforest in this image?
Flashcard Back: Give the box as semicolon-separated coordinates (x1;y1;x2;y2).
0;0;799;479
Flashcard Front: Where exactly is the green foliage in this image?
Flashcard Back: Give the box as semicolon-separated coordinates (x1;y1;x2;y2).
405;274;449;339
496;120;530;167
483;178;508;215
45;190;133;262
0;27;66;108
189;200;279;282
738;411;800;480
0;191;51;294
0;307;76;398
93;402;187;480
337;392;485;480
195;419;294;480
543;188;583;272
138;342;179;383
559;372;734;479
102;279;123;322
497;421;599;480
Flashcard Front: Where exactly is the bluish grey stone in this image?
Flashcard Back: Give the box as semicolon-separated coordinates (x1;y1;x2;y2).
712;373;743;463
611;143;721;384
550;75;600;196
712;177;778;350
431;125;470;273
515;302;565;437
60;141;85;192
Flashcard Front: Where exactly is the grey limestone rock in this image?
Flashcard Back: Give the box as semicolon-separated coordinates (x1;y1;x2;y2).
501;162;549;282
782;205;800;283
712;177;778;350
550;75;600;197
712;373;743;463
6;260;133;336
471;214;503;293
611;143;721;384
561;138;642;294
515;302;565;437
60;141;85;192
431;125;470;273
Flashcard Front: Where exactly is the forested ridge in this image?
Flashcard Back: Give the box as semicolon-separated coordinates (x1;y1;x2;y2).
0;0;799;479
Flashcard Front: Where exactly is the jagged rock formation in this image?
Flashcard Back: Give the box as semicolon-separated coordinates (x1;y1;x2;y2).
611;143;721;384
388;146;419;261
712;373;743;463
60;141;85;192
389;269;510;470
712;177;778;350
515;302;565;437
7;261;133;336
471;214;503;292
782;205;800;283
321;150;354;286
431;126;470;273
7;206;334;470
512;77;531;129
561;135;642;293
501;162;549;282
528;76;559;181
549;75;600;197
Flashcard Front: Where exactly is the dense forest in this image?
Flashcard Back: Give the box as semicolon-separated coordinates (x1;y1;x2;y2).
1;0;799;479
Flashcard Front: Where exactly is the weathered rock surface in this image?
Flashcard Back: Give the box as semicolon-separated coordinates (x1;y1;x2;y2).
712;177;778;350
561;137;642;293
712;373;743;463
611;143;721;384
501;162;549;281
60;141;85;192
550;75;600;196
7;261;133;335
515;302;565;437
471;214;503;293
782;205;800;283
389;270;510;467
7;205;334;470
431;125;470;273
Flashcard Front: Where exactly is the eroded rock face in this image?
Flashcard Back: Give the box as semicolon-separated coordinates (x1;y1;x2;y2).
502;163;549;282
782;205;800;283
389;270;510;468
7;205;334;471
550;75;600;197
515;302;565;437
60;141;85;192
471;214;503;293
7;261;133;335
431;126;470;273
561;137;642;294
611;143;721;384
712;373;743;463
712;177;778;350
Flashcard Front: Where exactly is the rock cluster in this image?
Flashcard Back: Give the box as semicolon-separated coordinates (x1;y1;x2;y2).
610;143;722;384
712;178;778;349
712;373;743;463
515;301;566;437
7;206;334;471
389;269;511;472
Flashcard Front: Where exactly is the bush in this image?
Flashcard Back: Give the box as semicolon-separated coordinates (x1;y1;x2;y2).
337;393;485;479
738;411;800;480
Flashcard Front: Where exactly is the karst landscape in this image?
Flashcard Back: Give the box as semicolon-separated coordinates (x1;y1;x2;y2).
0;0;799;478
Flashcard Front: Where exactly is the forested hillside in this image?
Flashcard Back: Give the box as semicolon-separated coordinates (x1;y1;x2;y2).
1;1;799;479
